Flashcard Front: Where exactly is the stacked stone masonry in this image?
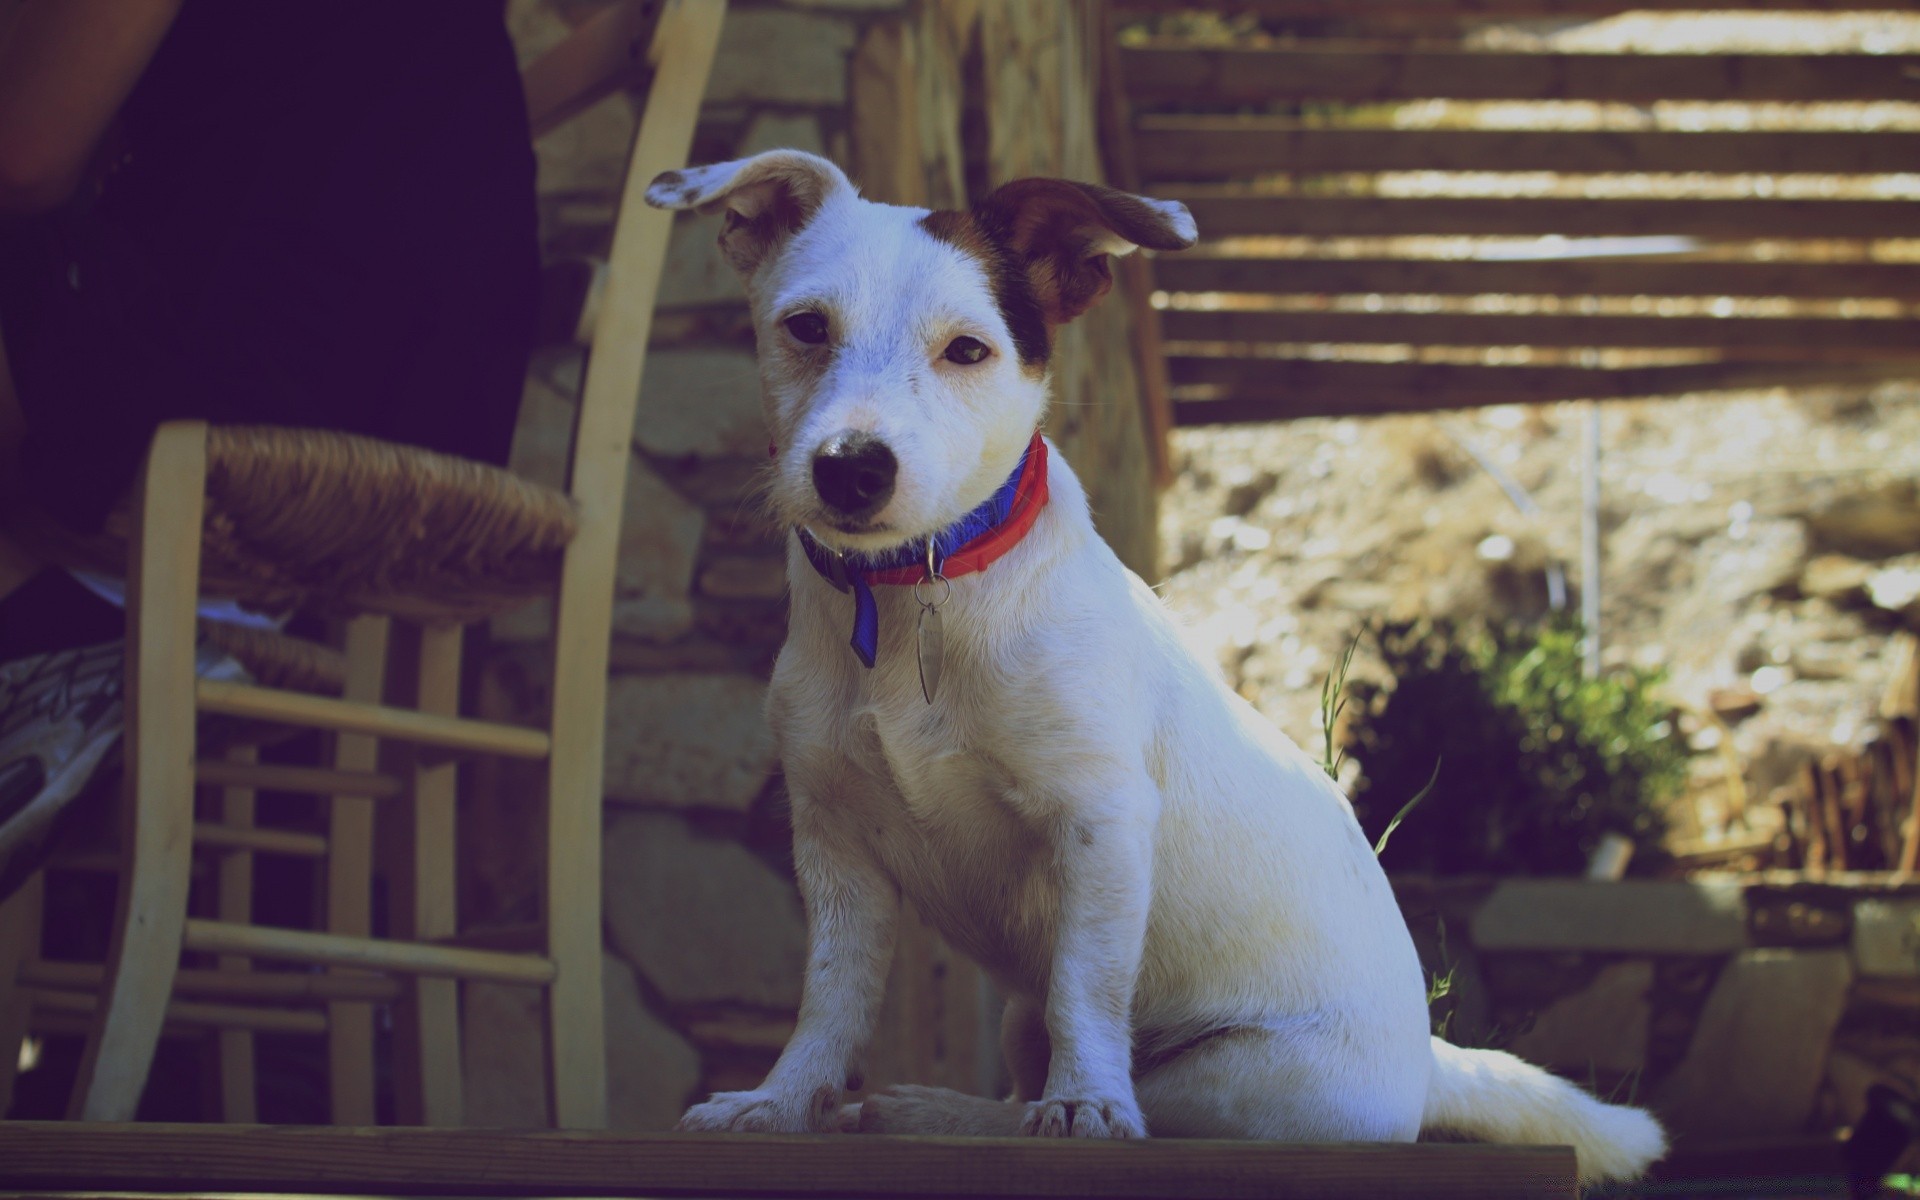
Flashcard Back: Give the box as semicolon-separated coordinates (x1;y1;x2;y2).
1400;874;1920;1145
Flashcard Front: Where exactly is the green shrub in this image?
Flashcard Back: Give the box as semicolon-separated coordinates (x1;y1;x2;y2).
1344;617;1685;877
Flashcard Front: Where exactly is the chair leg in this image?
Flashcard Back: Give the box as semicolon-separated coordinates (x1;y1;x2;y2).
328;615;389;1125
215;745;259;1122
538;0;728;1130
396;622;463;1125
70;420;207;1121
0;871;44;1114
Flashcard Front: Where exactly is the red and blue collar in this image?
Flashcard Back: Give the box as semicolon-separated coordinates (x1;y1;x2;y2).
798;432;1050;668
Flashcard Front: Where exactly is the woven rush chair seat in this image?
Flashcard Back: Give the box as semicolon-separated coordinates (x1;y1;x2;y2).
27;425;579;623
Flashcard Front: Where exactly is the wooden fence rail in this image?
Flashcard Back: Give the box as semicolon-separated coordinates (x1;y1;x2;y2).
1120;44;1920;104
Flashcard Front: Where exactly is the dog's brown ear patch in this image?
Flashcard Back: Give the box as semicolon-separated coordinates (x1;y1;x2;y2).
973;179;1197;331
645;151;854;278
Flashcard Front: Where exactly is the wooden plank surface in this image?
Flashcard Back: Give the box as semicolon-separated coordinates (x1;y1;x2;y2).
1154;255;1920;298
0;1124;1579;1199
1169;357;1915;422
1115;0;1920;13
522;0;665;138
1136;120;1920;178
1121;44;1920;103
1161;308;1920;352
1157;193;1920;238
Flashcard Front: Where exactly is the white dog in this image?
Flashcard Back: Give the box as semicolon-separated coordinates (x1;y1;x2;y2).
645;151;1666;1188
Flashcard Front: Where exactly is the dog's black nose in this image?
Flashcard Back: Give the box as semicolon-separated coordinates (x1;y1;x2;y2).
812;433;897;518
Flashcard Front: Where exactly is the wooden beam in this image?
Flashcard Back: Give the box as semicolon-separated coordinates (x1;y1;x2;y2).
1136;120;1920;179
1115;0;1920;13
1121;44;1920;104
1157;193;1920;239
1154;255;1920;298
195;678;551;760
1160;308;1920;353
180;919;557;986
1168;357;1915;422
0;1124;1580;1199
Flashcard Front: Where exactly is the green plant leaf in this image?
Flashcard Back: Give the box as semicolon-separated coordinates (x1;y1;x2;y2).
1373;757;1441;857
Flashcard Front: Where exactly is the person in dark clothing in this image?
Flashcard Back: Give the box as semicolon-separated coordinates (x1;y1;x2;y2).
0;0;541;895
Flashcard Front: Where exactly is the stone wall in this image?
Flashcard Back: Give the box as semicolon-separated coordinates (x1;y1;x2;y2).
466;0;1164;1127
1398;875;1920;1144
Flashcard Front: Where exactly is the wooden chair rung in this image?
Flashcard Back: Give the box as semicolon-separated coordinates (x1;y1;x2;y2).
194;758;405;798
196;678;551;760
193;822;328;859
29;988;330;1036
20;961;404;1005
181;919;556;985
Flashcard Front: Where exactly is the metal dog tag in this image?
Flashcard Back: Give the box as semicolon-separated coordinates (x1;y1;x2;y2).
823;549;852;593
915;539;950;704
916;603;945;704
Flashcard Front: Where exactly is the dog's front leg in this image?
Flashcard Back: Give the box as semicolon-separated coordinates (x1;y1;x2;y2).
677;803;897;1134
1024;783;1156;1140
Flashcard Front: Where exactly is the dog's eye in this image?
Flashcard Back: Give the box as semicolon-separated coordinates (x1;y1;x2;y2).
784;312;830;345
943;336;990;365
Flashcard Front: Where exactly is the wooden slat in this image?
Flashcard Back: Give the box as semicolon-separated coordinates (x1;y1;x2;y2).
1168;357;1916;422
1161;308;1920;353
523;0;666;138
0;1124;1580;1199
1136;120;1920;178
194;758;405;798
192;821;328;859
1116;0;1920;13
195;678;551;760
181;919;557;986
1158;193;1920;238
27;988;329;1036
20;961;404;1004
1155;255;1920;298
1121;44;1920;103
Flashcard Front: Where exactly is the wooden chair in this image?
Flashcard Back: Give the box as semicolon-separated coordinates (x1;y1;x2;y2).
0;0;728;1126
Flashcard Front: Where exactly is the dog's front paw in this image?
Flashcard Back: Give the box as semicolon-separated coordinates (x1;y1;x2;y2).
676;1087;838;1133
1019;1095;1147;1139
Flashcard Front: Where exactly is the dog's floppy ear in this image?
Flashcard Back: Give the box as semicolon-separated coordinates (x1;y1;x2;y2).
645;150;855;278
973;179;1197;327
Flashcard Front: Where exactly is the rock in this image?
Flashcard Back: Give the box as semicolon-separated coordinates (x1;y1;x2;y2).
1707;686;1763;722
462;981;548;1126
737;113;826;159
1508;960;1652;1076
658;218;745;309
605;954;703;1131
1805;479;1920;559
604;673;776;811
616;460;704;641
709;9;858;106
1708;519;1811;601
1749;898;1851;947
1868;558;1920;623
462;954;703;1130
635;349;767;460
1853;899;1920;978
699;555;789;601
1654;949;1852;1139
1801;554;1873;601
1221;468;1279;518
1471;881;1748;954
604;812;806;1008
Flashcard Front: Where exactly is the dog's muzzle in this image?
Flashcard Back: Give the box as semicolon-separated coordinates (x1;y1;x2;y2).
812;432;897;520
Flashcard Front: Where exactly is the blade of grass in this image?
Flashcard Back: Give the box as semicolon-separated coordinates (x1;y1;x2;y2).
1319;634;1360;780
1374;757;1442;857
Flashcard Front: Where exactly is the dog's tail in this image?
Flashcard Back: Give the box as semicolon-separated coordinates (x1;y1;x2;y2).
1422;1037;1666;1189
